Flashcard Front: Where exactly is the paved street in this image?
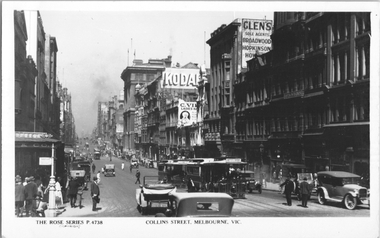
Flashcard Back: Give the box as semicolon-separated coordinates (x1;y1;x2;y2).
57;155;369;218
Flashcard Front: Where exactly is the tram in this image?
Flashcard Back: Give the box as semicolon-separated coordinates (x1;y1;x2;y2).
186;157;247;198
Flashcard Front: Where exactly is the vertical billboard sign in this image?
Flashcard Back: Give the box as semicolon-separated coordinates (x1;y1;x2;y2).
241;18;273;68
178;99;197;127
161;68;200;89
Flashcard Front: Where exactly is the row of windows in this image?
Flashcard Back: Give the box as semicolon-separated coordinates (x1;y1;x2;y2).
235;95;368;136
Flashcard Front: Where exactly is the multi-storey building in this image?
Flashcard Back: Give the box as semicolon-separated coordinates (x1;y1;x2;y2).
15;10;68;184
206;18;273;159
134;63;201;162
194;65;210;157
120;56;172;154
15;10;37;132
44;35;60;138
24;10;47;132
234;12;370;183
59;85;76;146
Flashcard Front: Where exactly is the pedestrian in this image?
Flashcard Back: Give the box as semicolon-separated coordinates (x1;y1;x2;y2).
15;175;25;217
187;178;195;192
97;171;101;184
24;176;37;216
92;163;96;174
91;176;100;211
36;183;47;217
67;177;80;208
280;177;294;206
299;177;311;208
121;162;125;170
135;170;141;184
55;177;63;209
130;164;132;173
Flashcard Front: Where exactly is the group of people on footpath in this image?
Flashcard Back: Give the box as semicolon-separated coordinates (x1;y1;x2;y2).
15;175;63;217
280;176;312;208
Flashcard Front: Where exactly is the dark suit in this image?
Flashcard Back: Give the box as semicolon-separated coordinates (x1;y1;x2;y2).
67;179;80;207
90;181;100;211
24;181;37;216
280;179;294;206
299;181;311;207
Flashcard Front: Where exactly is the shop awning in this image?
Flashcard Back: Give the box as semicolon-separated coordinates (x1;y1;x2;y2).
324;122;369;128
16;131;61;148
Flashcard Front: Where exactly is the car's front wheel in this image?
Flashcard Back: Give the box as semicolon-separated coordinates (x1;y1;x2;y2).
317;191;326;205
343;194;357;210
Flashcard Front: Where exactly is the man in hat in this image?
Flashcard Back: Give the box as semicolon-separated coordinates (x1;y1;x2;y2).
67;176;80;208
135;170;141;184
299;177;311;208
24;176;37;216
15;175;25;217
280;177;294;206
90;176;100;211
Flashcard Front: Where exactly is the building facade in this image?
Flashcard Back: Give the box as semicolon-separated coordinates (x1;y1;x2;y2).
234;12;370;183
15;10;70;184
205;18;273;159
120;56;172;154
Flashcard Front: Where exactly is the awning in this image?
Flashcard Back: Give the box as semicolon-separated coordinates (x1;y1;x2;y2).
324;122;369;128
16;131;61;148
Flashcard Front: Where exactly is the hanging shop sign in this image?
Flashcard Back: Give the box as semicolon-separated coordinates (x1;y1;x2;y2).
161;68;200;89
241;18;273;68
178;99;197;127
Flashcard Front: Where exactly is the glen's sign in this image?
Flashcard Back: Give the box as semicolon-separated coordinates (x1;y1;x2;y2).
161;68;200;89
241;18;273;68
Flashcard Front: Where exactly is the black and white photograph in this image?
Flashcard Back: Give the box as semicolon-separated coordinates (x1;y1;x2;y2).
2;1;379;238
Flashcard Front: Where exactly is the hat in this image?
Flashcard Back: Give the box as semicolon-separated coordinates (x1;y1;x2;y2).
303;177;308;181
29;176;35;181
25;177;30;182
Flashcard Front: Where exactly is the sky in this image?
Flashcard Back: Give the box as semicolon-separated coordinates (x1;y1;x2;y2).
32;4;273;136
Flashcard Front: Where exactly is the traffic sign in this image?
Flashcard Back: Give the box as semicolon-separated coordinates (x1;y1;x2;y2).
39;157;53;165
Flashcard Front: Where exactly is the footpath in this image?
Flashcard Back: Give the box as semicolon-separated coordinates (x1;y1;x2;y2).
55;186;100;217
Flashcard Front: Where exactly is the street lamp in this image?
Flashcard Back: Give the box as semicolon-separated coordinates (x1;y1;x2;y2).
46;143;57;217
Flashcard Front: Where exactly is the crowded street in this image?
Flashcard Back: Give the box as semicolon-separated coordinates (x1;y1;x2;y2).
7;4;378;238
54;154;370;218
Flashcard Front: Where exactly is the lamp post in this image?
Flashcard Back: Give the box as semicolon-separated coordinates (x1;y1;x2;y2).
46;143;57;217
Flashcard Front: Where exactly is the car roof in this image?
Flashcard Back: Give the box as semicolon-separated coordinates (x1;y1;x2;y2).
317;171;360;178
170;192;233;200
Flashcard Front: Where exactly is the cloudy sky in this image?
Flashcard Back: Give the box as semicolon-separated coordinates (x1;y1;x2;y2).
8;2;273;136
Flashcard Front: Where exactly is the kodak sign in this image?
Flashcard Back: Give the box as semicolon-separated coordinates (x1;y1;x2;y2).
161;68;200;89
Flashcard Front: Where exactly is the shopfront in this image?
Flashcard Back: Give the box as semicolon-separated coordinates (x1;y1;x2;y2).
15;132;64;186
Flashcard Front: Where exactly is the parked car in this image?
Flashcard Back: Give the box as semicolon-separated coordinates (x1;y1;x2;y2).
240;170;262;194
136;176;177;215
104;164;115;177
144;159;154;168
155;192;234;217
316;171;370;210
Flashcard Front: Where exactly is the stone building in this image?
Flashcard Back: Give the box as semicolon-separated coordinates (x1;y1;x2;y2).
120;56;172;154
234;12;370;182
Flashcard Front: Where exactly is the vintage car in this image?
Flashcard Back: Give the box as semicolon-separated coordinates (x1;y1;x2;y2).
94;151;101;160
240;170;262;194
155;192;234;217
136;176;177;215
104;164;115;177
316;171;370;210
131;159;139;168
144;159;154;168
